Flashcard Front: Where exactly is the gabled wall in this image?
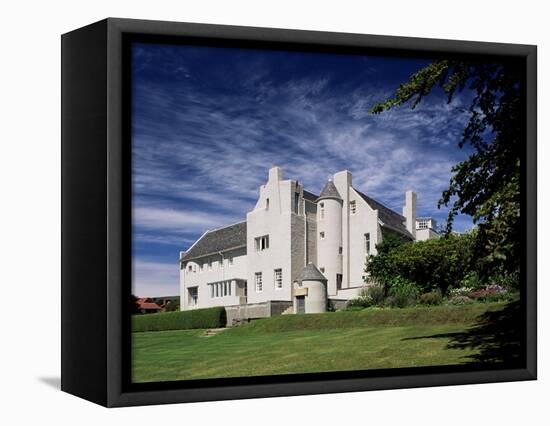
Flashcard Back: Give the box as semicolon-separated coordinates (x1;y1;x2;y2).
246;167;307;304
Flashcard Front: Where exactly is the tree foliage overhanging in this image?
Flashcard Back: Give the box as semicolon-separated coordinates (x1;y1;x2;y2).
371;60;523;276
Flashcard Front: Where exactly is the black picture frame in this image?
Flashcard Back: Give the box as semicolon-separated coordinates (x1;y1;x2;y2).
61;17;537;407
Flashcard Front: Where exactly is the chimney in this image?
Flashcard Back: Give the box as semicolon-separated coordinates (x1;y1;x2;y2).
268;166;283;182
404;190;417;239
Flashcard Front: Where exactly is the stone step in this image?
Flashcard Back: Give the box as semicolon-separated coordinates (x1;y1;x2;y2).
202;328;227;337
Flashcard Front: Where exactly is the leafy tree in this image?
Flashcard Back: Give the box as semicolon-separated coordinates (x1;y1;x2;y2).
371;59;522;276
366;232;476;295
364;232;407;295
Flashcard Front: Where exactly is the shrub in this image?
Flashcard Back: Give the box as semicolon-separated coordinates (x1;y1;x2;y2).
448;286;475;298
366;232;476;295
347;296;371;309
470;285;508;302
388;277;419;308
489;269;520;291
460;271;484;290
352;285;386;308
419;290;443;306
132;306;227;332
447;295;474;305
366;285;386;306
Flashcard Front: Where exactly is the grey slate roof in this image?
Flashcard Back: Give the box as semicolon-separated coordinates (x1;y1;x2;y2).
303;190;319;203
354;189;413;239
181;221;247;261
301;263;327;282
317;180;342;201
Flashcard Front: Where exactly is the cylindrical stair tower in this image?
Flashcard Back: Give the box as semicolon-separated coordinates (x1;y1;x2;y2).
316;180;343;296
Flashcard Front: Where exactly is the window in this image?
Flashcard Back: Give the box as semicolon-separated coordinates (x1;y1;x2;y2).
223;281;228;296
188;287;198;306
350;200;357;214
228;256;234;266
274;269;283;289
320;267;325;273
320;231;325;240
208;259;212;271
188;265;192;272
219;258;224;269
200;262;204;273
294;192;300;214
319;202;325;220
338;246;343;254
336;274;343;290
266;198;270;210
255;272;263;292
215;283;219;297
255;235;270;251
364;233;371;255
417;219;429;230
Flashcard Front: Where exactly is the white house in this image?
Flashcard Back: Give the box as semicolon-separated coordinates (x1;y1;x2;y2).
179;166;437;319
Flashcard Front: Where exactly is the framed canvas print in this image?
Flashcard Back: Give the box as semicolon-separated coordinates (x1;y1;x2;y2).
61;18;537;407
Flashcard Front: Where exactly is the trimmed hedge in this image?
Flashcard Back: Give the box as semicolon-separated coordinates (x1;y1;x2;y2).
132;307;227;332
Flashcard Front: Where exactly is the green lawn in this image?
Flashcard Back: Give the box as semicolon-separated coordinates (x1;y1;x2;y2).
132;302;508;383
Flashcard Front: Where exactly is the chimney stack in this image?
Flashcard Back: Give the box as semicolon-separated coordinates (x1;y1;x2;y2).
404;190;417;239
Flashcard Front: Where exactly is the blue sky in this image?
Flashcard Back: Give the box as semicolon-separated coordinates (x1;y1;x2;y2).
131;42;474;297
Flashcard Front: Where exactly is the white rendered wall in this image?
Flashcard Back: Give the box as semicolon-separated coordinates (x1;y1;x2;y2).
180;246;247;310
348;187;381;289
246;167;306;304
333;171;352;288
303;280;327;313
316;197;343;296
416;228;440;241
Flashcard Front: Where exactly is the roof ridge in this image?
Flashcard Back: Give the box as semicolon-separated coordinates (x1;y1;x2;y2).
208;219;247;233
353;187;405;219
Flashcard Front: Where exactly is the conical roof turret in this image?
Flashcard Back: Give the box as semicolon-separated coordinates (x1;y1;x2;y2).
301;263;328;282
316;180;342;202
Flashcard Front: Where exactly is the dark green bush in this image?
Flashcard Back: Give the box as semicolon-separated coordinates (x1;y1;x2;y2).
419;290;443;306
366;232;476;295
366;285;385;306
346;297;371;309
132;306;227;332
388;277;419;308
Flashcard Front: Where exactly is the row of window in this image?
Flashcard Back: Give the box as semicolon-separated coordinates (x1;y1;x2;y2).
184;256;234;273
209;281;232;298
417;219;430;230
254;268;283;292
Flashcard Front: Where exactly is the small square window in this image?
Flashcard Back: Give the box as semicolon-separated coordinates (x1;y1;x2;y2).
350;200;357;214
320;231;325;239
255;235;269;251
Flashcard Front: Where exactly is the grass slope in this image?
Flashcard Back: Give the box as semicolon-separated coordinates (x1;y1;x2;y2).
132;302;507;383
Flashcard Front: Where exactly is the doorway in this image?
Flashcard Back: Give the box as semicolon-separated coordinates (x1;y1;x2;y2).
296;296;305;314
